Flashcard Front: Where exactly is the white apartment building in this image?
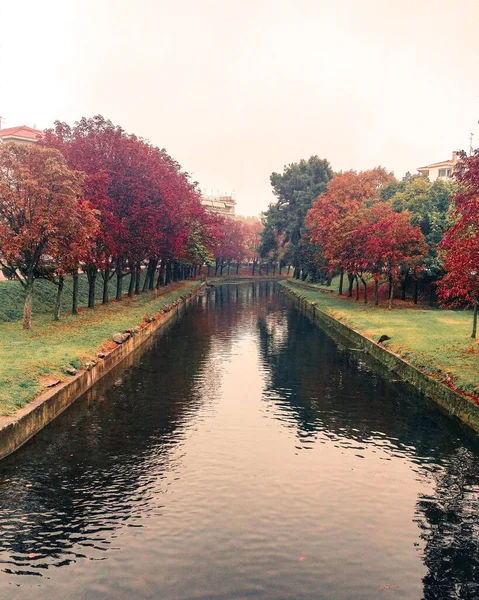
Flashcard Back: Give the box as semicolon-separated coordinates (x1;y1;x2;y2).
417;151;458;181
201;194;236;218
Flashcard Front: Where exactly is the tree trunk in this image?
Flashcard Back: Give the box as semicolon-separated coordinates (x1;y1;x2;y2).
102;268;110;304
128;266;136;297
165;260;172;285
388;277;394;310
374;279;379;306
207;264;211;277
236;263;240;275
157;260;166;287
360;276;367;303
287;265;291;275
348;273;354;297
338;270;344;295
116;260;123;301
227;262;230;275
87;266;97;309
72;268;79;315
54;275;64;321
23;274;34;330
279;263;283;276
145;259;157;290
355;275;359;301
472;300;478;338
143;264;150;292
135;264;141;294
149;259;158;289
413;279;419;304
429;284;435;307
252;260;257;276
401;272;408;301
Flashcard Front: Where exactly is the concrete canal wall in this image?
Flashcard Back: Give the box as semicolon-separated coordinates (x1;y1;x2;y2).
0;283;205;460
279;280;479;433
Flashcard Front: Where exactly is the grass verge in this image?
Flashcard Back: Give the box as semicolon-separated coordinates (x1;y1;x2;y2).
0;271;150;322
0;281;200;416
282;279;479;402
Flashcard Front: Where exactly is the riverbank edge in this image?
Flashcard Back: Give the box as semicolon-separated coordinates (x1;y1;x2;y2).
278;280;479;432
0;282;205;460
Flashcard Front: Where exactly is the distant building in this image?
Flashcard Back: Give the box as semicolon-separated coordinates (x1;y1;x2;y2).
0;125;43;145
417;151;458;181
201;194;236;218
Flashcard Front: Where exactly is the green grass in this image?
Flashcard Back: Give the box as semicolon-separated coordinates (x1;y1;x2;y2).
282;279;479;400
0;271;149;322
0;281;200;416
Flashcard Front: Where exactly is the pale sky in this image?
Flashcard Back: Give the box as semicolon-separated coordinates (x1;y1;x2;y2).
1;0;478;216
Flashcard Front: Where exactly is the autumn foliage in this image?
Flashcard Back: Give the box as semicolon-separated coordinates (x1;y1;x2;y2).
438;149;479;337
2;120;476;338
304;168;426;307
42;116;210;307
0;117;266;329
0;144;98;328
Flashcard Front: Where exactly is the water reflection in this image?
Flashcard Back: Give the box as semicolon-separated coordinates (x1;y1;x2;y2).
0;283;477;599
0;308;217;577
418;447;479;599
257;290;479;599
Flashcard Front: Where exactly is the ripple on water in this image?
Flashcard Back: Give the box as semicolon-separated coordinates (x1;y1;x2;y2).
0;283;478;600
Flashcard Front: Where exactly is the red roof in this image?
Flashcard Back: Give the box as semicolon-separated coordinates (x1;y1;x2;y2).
418;159;454;170
0;125;43;140
418;152;458;171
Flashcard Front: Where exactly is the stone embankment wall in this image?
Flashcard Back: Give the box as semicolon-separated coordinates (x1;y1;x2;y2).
0;283;205;460
279;280;479;432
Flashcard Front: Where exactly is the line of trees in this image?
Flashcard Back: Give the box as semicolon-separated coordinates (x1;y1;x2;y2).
305;168;428;309
0;115;262;329
260;151;479;335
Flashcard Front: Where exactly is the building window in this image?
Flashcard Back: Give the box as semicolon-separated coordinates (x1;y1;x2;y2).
438;168;447;177
446;169;452;177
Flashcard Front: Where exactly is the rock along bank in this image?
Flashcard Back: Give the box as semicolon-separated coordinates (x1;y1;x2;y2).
0;282;205;460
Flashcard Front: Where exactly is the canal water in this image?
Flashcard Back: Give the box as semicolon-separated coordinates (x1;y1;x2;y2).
0;282;478;600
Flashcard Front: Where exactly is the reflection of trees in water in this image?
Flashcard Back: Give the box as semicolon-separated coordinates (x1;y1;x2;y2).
0;299;221;574
0;281;283;575
1;281;478;592
257;296;479;599
418;447;479;600
257;302;479;457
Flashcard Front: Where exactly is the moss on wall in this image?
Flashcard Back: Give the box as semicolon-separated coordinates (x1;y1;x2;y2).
278;280;479;432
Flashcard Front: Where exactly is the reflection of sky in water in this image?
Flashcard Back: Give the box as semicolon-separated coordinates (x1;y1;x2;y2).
0;282;477;600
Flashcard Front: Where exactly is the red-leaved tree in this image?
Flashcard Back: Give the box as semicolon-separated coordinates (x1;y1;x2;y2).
0;143;98;329
438;149;479;337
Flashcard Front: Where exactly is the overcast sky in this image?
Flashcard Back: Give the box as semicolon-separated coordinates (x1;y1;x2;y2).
1;0;478;216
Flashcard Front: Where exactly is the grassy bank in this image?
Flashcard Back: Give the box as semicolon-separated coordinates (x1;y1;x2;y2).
0;271;150;322
0;281;200;415
281;279;479;402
